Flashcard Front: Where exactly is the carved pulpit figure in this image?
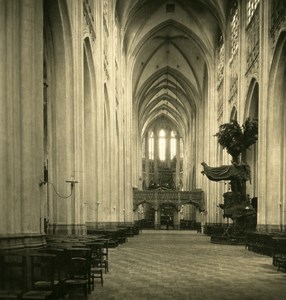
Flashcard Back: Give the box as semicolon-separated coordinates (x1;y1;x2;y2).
202;118;258;240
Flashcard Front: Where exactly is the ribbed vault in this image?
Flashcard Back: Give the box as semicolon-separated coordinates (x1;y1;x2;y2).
116;0;228;187
117;0;227;137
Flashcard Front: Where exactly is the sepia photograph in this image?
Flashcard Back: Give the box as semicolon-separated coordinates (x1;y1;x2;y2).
0;0;286;299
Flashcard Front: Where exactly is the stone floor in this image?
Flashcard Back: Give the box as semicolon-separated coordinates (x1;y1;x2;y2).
84;230;286;300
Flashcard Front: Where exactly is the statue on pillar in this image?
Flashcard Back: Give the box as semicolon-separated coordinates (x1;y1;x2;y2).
201;118;258;242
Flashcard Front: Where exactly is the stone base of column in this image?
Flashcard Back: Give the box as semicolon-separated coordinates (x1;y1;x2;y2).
86;221;134;230
173;225;180;230
0;233;47;250
49;223;87;235
154;224;160;230
256;224;283;233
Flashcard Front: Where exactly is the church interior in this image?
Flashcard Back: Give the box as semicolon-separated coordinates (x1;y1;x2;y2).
1;0;286;299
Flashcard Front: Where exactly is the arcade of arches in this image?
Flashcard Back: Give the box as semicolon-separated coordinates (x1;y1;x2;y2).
1;0;286;249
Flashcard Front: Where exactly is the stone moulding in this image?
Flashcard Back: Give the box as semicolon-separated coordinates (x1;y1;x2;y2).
0;233;47;251
133;190;204;212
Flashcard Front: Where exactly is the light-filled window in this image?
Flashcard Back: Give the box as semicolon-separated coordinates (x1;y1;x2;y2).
170;131;176;159
149;132;154;160
159;129;166;161
180;138;184;158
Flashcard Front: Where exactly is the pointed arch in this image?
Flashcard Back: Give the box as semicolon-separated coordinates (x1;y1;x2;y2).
230;106;237;121
244;78;259;119
266;30;286;230
83;36;98;223
44;0;76;233
244;78;259;198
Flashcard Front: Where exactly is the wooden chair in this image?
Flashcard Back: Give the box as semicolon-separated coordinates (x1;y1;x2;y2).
95;239;110;272
85;243;104;288
64;248;92;295
21;290;54;300
21;253;59;300
272;237;286;271
87;242;108;273
64;257;89;297
38;248;67;282
0;252;26;300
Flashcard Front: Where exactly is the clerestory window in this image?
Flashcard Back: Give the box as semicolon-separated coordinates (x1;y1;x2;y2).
159;129;166;161
180;138;184;159
149;132;154;160
170;131;176;159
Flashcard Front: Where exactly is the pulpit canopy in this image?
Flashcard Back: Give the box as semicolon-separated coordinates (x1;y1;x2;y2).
201;162;251;182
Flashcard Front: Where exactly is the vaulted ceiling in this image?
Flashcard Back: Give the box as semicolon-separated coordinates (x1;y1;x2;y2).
116;0;228;139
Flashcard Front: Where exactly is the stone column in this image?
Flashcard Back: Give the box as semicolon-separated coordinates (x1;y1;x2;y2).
154;132;159;185
0;0;46;249
145;134;149;188
173;209;181;230
154;210;161;230
176;136;180;189
83;38;97;232
166;130;171;168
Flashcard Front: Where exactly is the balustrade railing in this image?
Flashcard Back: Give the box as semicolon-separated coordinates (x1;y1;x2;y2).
133;189;204;210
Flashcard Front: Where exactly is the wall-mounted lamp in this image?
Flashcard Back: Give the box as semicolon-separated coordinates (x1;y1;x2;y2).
66;178;79;189
39;177;79;198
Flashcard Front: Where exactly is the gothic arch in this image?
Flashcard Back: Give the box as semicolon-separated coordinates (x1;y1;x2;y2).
266;31;286;229
244;78;259;198
103;83;112;220
230;106;237;121
244;78;259;119
83;37;98;223
43;0;76;233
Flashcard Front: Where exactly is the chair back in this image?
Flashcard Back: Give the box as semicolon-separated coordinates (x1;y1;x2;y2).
68;257;89;280
0;252;26;291
30;253;57;289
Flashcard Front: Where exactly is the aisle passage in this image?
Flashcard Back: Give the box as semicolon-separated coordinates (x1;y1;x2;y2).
91;231;286;300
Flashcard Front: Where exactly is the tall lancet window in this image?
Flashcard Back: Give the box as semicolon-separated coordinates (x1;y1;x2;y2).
149;132;154;160
159;129;166;161
170;131;176;159
180;138;184;158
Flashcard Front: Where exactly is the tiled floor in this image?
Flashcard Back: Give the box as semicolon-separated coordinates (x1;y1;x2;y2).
86;230;286;300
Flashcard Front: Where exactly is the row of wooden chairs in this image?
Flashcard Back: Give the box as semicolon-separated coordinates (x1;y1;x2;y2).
0;251;61;299
272;237;286;272
245;232;286;272
245;232;274;256
0;226;141;299
0;237;110;299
